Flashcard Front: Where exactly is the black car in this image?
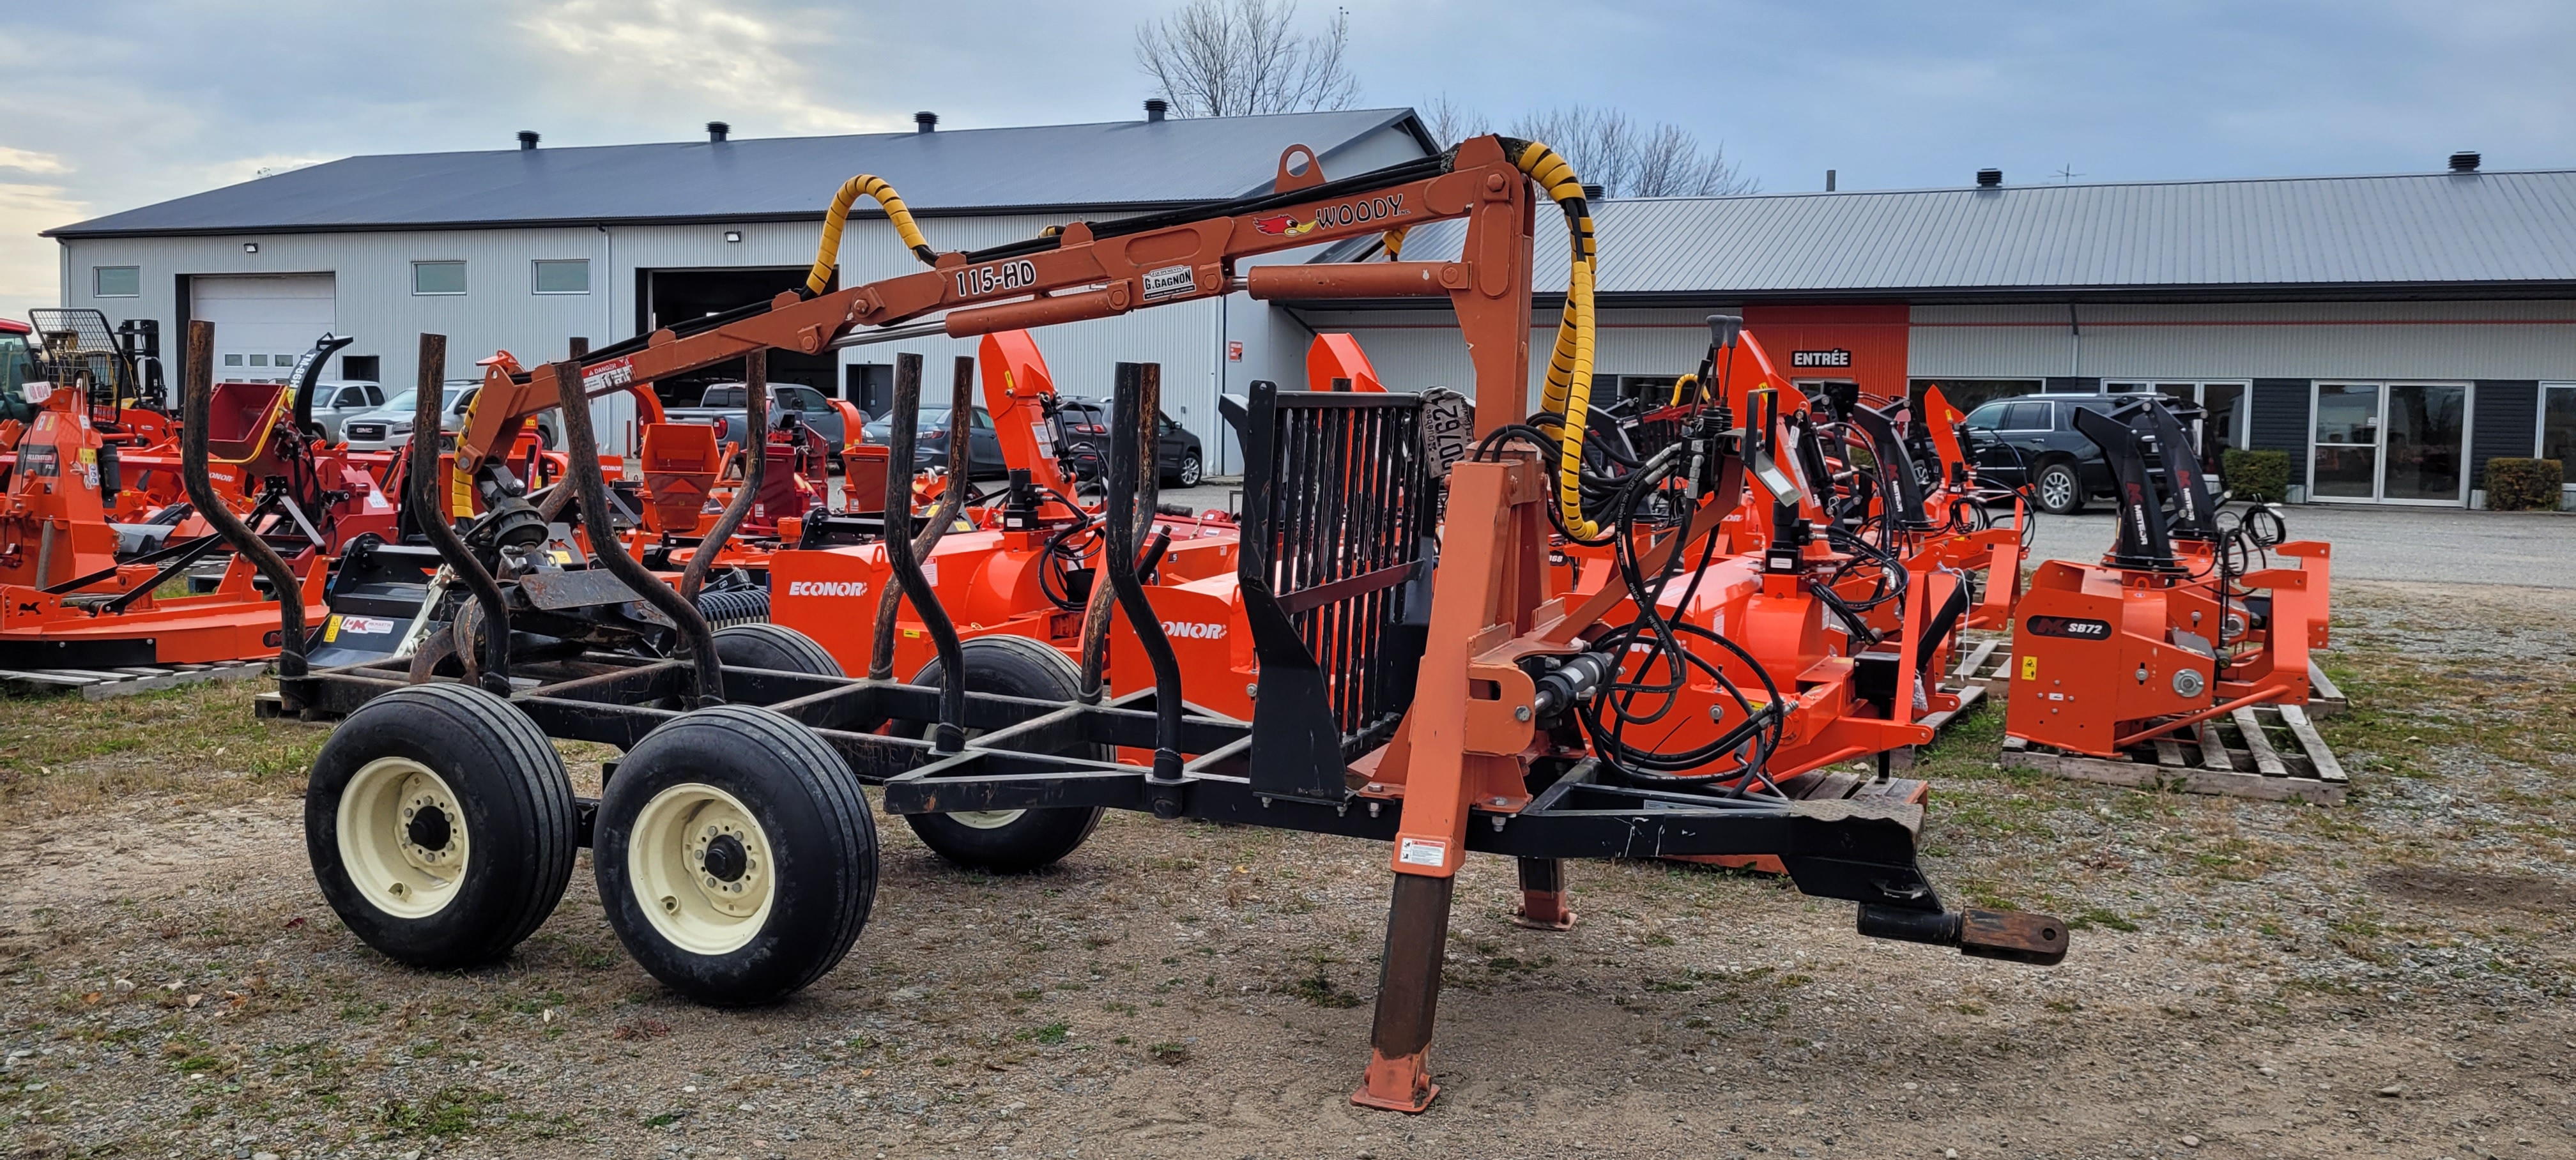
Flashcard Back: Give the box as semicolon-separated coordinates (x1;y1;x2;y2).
1958;393;2128;514
913;404;1006;478
1054;399;1204;487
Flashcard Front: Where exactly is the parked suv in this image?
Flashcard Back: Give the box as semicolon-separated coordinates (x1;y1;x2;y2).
302;380;385;443
1958;393;2126;514
1054;399;1204;486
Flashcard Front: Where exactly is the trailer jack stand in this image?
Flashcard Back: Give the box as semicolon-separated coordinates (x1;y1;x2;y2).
1510;857;1577;931
1353;873;1453;1112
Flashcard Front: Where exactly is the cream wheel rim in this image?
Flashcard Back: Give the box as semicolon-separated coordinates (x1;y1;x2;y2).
628;782;775;956
946;809;1027;830
337;756;471;919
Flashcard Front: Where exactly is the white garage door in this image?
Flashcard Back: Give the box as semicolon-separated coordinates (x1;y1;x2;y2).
192;274;335;383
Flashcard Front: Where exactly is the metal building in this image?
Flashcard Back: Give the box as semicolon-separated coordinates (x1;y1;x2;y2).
1305;157;2576;508
42;105;1437;468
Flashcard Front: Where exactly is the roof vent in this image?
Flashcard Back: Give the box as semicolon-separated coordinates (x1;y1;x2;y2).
915;111;938;134
1975;167;2002;187
2450;150;2481;172
1144;98;1169;123
518;130;540;151
707;121;731;143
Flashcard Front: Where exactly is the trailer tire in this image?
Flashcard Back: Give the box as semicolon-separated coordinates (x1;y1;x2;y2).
305;683;578;970
595;705;875;1005
903;636;1107;873
714;623;843;677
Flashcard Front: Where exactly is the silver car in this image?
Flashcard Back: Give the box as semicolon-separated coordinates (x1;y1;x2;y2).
341;381;565;452
339;383;471;452
304;380;387;443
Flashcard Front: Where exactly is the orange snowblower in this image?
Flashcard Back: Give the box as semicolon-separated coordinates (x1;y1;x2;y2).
2008;393;2330;758
0;323;397;668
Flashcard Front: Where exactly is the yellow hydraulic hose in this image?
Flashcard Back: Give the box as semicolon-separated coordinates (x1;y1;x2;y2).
1668;372;1699;409
1510;140;1600;538
1381;225;1410;260
809;174;938;294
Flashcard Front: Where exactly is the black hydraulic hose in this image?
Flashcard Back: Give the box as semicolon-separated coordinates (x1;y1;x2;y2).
680;349;767;606
546;356;724;705
411;335;516;693
876;353;967;752
1105;362;1186;809
180;321;308;679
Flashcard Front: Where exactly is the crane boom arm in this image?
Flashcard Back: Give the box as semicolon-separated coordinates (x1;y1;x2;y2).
459;137;1542;473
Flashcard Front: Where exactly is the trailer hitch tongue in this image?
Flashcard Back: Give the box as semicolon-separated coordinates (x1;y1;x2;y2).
1857;904;2069;966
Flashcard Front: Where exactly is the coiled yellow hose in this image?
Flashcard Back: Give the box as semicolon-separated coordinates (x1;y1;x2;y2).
1511;141;1600;538
1668;372;1699;409
809;174;937;294
1381;225;1409;260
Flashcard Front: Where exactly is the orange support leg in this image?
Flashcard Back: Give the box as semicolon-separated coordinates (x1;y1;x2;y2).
1353;873;1452;1113
1511;857;1577;930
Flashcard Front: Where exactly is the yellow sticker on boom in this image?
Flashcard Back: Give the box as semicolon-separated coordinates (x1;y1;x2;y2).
2020;655;2039;681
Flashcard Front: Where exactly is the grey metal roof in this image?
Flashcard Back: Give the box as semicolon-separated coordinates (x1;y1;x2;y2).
47;109;1433;238
1373;169;2576;298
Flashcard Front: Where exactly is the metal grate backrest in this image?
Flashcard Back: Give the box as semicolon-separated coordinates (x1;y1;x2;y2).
1237;381;1438;801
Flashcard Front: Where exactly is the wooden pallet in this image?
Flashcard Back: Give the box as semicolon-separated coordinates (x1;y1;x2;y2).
0;660;267;701
1999;702;2346;805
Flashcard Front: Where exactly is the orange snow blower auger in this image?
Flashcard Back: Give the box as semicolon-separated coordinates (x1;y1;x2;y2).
2007;392;2330;759
234;136;2067;1118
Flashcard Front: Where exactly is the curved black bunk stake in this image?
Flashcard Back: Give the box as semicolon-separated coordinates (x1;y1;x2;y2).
410;335;516;694
545;357;725;705
288;333;356;439
866;356;972;683
678;350;767;606
875;353;967;752
178;320;309;679
1104;362;1186;816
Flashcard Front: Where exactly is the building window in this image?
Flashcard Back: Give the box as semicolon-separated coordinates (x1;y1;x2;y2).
532;259;590;294
93;266;141;297
412;261;467;295
342;355;380;382
1910;378;2043;415
249;355;268;367
2542;384;2576;489
224;354;243;367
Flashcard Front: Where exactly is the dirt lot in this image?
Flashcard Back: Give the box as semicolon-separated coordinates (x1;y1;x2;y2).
5;578;2576;1159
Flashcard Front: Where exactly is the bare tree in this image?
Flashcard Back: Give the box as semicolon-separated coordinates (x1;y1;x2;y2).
1506;104;1758;198
1415;94;1489;148
1135;0;1358;118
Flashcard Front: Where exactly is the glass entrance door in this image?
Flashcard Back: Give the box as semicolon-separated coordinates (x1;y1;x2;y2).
2310;383;2470;504
2383;384;2467;502
2312;384;2380;500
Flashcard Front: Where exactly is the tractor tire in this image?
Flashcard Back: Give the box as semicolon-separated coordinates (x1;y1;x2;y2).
2033;460;2085;515
305;683;578;970
714;623;843;678
903;636;1107;873
594;705;875;1006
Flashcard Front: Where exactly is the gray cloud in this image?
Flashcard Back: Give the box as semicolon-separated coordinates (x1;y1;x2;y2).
3;0;2568;323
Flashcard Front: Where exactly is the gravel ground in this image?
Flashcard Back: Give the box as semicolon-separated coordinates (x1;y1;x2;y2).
4;580;2575;1159
2025;503;2576;588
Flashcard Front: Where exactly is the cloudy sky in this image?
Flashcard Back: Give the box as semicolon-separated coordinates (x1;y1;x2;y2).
1;0;2569;323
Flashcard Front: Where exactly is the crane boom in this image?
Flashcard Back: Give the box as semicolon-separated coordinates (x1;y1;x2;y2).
458;136;1545;474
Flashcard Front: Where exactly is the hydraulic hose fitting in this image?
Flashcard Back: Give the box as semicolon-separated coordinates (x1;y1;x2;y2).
1529;649;1621;719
